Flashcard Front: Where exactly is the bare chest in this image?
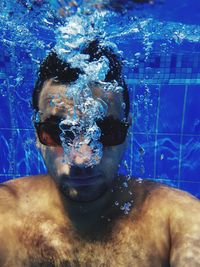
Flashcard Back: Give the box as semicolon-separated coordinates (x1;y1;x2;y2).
19;218;169;267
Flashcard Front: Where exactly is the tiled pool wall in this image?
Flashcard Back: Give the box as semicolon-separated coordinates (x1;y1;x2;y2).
124;51;200;198
0;47;200;198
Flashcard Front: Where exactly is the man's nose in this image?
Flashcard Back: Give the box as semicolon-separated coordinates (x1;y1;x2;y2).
70;141;93;167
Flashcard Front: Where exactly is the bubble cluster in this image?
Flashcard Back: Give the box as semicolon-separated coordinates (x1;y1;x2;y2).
51;12;123;166
120;202;132;215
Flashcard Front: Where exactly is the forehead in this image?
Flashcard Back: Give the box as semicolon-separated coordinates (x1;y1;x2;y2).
38;79;125;120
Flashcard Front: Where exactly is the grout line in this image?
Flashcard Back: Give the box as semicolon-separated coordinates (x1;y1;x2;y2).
153;84;161;179
146;178;200;184
0;128;34;130
127;80;200;86
130;132;200;137
160;132;200;137
130;85;135;176
178;85;188;187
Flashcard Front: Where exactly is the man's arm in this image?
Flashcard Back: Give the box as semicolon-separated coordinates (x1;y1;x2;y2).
0;183;19;266
169;190;200;267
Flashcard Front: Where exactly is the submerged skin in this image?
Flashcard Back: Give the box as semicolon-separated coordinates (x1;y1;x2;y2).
0;176;200;267
0;80;200;266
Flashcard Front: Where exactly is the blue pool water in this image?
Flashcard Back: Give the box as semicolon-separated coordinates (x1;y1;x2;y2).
0;0;200;198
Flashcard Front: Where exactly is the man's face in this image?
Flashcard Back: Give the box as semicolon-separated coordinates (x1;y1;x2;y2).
37;79;128;202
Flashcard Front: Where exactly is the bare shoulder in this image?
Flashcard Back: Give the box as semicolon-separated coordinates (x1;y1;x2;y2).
0;175;58;213
132;179;200;233
162;188;200;265
155;183;200;226
128;179;200;265
128;178;200;217
146;180;200;213
144;183;200;265
0;175;66;266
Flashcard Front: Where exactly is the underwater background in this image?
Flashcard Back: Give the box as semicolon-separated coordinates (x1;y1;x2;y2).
0;0;200;198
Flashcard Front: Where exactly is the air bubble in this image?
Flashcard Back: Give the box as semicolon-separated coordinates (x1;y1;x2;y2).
120;202;132;215
123;182;128;188
160;154;164;160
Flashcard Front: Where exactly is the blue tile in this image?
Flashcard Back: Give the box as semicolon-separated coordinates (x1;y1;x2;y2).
183;85;200;134
178;181;200;199
151;178;179;189
181;55;193;68
15;129;46;176
180;136;200;182
133;67;139;74
148;55;160;68
192;68;199;74
12;85;34;129
170;54;177;68
0;93;11;128
0;175;15;183
158;85;185;133
127;134;156;179
0;129;46;178
132;85;159;133
155;134;181;181
118;134;132;177
0;129;16;176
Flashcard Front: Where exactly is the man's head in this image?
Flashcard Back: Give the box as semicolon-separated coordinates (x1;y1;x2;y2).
32;40;130;202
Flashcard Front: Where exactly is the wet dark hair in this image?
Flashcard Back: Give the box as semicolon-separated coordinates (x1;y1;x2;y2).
32;40;130;118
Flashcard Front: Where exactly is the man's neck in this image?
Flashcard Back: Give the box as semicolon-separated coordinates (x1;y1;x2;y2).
60;177;131;240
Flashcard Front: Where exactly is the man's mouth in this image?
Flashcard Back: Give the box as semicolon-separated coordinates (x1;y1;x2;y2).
59;174;108;202
61;175;103;186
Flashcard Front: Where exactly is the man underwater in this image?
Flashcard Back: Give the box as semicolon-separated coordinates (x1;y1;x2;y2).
0;40;200;267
